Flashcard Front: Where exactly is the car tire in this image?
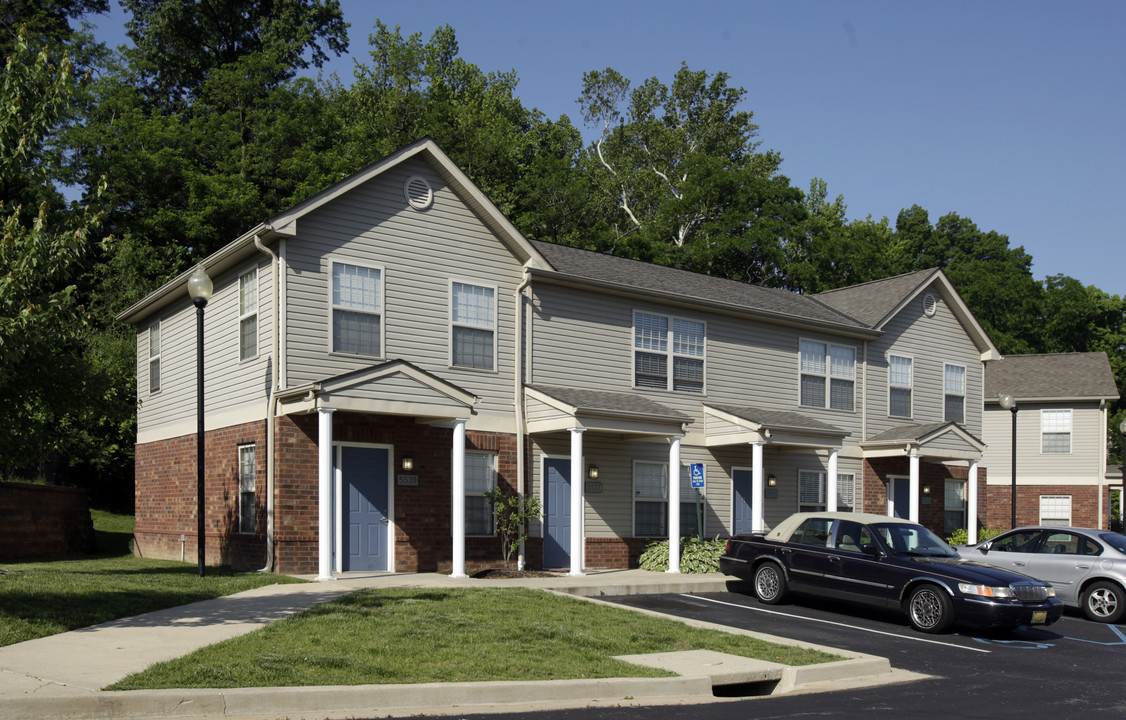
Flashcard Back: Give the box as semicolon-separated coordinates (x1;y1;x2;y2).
907;584;954;634
1081;581;1125;623
753;562;788;605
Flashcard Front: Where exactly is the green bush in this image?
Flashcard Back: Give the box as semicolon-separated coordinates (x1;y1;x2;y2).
638;537;727;573
946;527;1003;546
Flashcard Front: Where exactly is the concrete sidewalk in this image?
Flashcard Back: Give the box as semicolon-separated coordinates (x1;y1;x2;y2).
0;570;911;719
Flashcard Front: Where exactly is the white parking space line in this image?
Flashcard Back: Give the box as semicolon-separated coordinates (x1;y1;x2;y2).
682;594;992;653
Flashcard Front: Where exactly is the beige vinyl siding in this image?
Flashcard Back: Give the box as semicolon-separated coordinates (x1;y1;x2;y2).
866;287;984;439
528;283;866;441
136;257;273;438
282;159;522;417
983;402;1106;484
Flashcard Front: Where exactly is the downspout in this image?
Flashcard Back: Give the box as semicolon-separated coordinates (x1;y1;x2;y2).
514;265;532;570
255;231;281;572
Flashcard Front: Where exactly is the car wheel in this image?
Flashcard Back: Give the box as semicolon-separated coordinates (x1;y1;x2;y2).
1081;581;1126;623
753;563;788;605
907;584;954;634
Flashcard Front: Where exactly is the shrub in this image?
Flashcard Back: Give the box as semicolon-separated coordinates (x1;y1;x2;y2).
946;526;1003;546
638;537;727;573
483;489;542;569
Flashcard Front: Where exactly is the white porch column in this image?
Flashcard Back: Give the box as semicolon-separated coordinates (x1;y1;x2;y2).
826;449;840;512
569;428;585;576
968;460;980;545
667;436;682;574
317;408;335;581
451;419;468;578
751;442;765;533
908;450;920;523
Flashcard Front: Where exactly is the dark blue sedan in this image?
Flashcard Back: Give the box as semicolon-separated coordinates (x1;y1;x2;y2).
719;512;1063;633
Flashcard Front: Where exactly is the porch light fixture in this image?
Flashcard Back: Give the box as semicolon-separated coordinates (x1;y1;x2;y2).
187;264;213;578
999;392;1018;529
923;485;931;495
587;464;599;480
401;456;414;472
767;474;777;488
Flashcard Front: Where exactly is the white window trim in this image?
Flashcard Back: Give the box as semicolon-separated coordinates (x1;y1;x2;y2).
632;310;707;394
237;444;256;535
1039;494;1072;526
888;353;914;419
798;469;826;512
836;472;855;511
1040;409;1073;454
448;278;499;371
327;257;385;358
465;450;497;536
239;267;259;362
798;339;856;411
944;362;966;423
147;320;161;394
632;459;669;537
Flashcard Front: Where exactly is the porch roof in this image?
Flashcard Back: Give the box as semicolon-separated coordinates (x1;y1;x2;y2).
702;403;848;448
524;385;690;437
861;421;985;461
276;359;477;422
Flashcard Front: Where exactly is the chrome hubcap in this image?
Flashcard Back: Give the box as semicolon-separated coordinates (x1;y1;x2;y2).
1089;588;1119;618
911;589;942;628
756;568;779;599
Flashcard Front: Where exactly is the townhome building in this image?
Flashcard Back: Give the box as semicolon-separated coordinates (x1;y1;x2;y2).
982;352;1119;530
119;138;1004;578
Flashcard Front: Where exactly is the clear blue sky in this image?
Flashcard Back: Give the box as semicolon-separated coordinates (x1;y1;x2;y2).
93;0;1125;295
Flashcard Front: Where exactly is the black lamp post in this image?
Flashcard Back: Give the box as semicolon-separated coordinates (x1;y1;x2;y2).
1120;419;1126;530
999;392;1018;529
188;264;213;577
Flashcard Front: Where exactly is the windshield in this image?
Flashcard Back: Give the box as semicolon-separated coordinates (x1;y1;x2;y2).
1099;533;1126;554
871;522;959;558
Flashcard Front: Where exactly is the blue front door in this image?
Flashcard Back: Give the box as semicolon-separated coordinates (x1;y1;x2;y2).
342;446;389;571
543;459;571;569
732;469;754;535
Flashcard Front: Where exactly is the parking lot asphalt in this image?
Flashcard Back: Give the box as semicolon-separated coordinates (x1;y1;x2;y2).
0;570;899;720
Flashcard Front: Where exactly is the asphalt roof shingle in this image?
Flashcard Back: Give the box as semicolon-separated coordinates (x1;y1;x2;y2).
813;269;939;328
984;353;1119;401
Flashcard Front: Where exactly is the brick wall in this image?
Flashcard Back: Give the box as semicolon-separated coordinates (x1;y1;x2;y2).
862;458;990;537
134;420;266;569
984;483;1103;530
0;482;96;560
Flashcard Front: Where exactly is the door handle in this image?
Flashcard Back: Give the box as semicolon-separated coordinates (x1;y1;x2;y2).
1013;561;1026;567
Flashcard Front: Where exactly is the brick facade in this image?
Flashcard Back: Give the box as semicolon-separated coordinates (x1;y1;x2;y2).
0;482;97;560
862;458;990;537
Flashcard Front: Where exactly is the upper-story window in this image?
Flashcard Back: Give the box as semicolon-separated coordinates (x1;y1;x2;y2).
450;281;496;370
634;311;705;393
331;260;382;356
1041;409;1072;454
799;340;854;410
239;269;258;361
148;321;161;393
888;354;913;418
944;363;966;423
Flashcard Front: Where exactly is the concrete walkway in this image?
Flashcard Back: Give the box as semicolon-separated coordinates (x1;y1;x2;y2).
0;570;912;719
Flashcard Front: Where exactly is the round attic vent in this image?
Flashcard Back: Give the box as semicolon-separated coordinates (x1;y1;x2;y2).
922;293;938;317
404;175;433;210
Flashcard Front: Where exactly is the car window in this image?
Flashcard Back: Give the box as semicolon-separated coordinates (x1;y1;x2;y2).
1098;533;1126;554
1077;536;1103;556
873;523;957;557
834;520;871;552
790;518;832;547
1040;532;1081;555
989;530;1042;553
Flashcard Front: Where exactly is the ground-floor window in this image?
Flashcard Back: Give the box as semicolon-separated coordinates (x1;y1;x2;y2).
1040;494;1072;526
238;444;256;534
634;461;667;536
465;451;497;535
836;473;855;512
679;465;703;537
944;479;966;536
799;470;825;512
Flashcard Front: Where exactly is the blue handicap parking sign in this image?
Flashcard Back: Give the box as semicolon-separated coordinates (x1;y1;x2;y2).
690;463;705;488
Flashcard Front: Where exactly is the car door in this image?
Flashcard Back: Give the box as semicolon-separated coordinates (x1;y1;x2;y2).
974;529;1045;575
1023;531;1101;605
782;517;837;595
828;520;891;606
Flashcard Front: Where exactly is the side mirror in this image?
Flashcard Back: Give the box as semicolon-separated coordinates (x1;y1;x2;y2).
861;543;884;558
979;541;992;554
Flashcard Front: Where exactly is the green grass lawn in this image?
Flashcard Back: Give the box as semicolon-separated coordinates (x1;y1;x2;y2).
0;510;305;647
108;587;841;690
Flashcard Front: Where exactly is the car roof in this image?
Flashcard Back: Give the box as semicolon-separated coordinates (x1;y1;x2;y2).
765;511;914;542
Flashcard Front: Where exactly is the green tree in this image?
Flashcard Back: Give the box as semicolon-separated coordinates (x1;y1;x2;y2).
0;26;108;478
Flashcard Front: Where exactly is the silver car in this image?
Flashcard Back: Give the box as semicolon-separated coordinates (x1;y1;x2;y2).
957;526;1126;623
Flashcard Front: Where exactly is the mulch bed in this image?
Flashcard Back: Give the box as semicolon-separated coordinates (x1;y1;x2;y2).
470;568;562;579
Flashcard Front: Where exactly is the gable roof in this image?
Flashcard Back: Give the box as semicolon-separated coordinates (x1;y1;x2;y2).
984;352;1119;403
814;269;1000;360
117;138;549;325
528;240;876;337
